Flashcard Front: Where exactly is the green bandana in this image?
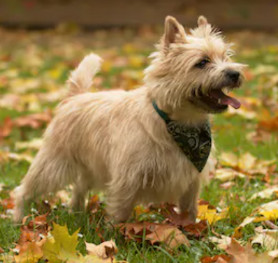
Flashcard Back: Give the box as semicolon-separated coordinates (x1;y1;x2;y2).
152;101;211;172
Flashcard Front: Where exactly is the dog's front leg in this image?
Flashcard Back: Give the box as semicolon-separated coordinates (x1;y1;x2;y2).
179;177;201;222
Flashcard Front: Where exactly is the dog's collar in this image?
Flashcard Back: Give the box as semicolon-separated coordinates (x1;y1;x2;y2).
152;100;211;172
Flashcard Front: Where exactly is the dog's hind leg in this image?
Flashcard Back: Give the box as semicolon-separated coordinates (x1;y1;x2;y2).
13;147;77;222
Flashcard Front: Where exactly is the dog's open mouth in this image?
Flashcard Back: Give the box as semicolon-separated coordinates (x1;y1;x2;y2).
202;89;241;109
191;86;241;113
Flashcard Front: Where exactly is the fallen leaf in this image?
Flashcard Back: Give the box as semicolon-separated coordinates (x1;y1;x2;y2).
249;186;278;201
252;226;278;251
219;152;276;177
42;223;80;262
0;197;14;210
15;138;43;150
161;203;194;227
225;238;273;263
119;222;189;249
201;254;231;263
209;235;232;250
198;204;227;224
86;240;117;259
13;110;52;129
235;200;278;237
183;220;208;238
259;114;278;132
215;168;246;182
14;241;44;263
0;117;13;140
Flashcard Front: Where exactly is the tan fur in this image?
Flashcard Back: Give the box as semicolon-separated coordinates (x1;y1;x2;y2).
13;16;244;223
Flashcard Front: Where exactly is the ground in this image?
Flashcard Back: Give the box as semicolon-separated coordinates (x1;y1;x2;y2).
0;26;278;263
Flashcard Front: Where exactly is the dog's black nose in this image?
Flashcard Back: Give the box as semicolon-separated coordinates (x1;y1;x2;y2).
226;70;240;83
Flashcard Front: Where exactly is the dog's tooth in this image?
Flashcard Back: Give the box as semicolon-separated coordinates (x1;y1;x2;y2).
218;98;221;104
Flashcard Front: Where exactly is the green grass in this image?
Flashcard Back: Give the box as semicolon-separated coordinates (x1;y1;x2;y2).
0;29;278;262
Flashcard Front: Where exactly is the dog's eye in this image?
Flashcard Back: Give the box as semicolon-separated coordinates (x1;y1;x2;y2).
195;59;210;69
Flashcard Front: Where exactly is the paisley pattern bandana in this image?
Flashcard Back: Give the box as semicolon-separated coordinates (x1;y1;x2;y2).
152;101;211;172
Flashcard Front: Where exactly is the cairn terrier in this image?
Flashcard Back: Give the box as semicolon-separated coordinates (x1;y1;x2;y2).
14;16;244;223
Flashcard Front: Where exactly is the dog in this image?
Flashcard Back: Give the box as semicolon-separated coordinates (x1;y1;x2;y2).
14;16;244;223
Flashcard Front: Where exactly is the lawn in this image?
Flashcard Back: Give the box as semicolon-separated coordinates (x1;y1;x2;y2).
0;27;278;263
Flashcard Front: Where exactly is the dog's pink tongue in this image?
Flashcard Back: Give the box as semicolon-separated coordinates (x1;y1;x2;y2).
210;90;241;109
220;96;241;109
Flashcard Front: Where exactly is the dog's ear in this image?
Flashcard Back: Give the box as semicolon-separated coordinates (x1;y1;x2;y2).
195;15;213;37
197;16;208;27
163;16;185;48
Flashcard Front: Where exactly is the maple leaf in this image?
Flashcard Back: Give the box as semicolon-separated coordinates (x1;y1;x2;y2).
225;238;273;263
183;220;208;238
42;223;80;263
197;204;227;224
14;241;44;263
119;222;189;249
161;203;194;227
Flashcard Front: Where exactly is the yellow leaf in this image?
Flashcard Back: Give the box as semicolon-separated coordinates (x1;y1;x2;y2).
254;209;278;222
238;152;257;171
43;223;80;263
14;242;43;263
219;152;238;167
215;168;246;182
197;205;227;224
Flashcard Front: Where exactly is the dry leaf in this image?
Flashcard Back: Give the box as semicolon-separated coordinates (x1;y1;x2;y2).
252;227;278;251
15;138;43;150
183;220;208;238
209;235;232;250
86;240;117;259
249;187;278;201
119;222;189;249
201;254;231;263
161;203;194;227
225;238;273;263
215;168;246;182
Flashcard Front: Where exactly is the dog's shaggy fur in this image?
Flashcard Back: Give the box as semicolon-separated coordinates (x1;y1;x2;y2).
14;16;244;223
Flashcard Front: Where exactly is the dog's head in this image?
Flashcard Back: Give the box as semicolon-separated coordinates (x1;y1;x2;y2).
144;16;245;114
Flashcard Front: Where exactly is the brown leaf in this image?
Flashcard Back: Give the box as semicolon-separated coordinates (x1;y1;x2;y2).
0;117;13;140
14;240;45;263
161;203;194;227
119;222;190;248
0;197;14;210
225;238;273;263
87;194;101;214
22;214;49;235
201;254;231;263
259;114;278;132
13;110;52;129
183;220;208;238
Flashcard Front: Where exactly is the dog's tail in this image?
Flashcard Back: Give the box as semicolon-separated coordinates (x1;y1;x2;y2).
67;53;102;96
